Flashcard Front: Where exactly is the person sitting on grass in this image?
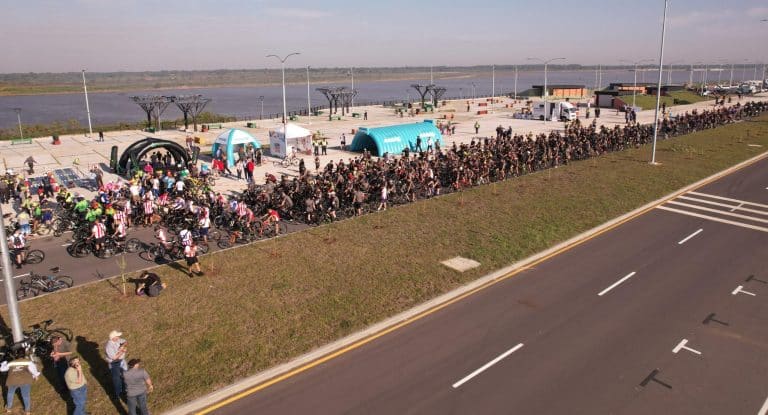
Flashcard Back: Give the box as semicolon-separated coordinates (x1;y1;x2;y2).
135;271;167;297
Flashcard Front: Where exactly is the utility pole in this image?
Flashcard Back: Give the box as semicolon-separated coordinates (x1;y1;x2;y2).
306;66;311;125
0;206;24;343
650;0;669;165
82;70;93;137
13;108;23;139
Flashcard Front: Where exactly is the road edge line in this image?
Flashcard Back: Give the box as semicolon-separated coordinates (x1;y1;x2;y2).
165;149;768;415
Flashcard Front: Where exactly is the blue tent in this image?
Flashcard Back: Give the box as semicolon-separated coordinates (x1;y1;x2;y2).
349;121;443;156
211;129;260;167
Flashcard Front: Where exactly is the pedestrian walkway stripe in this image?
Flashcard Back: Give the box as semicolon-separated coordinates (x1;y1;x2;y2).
677;196;768;216
666;201;768;224
688;191;768;210
656;206;768;233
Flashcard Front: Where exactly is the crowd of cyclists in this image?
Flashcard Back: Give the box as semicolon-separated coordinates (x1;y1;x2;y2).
3;100;767;270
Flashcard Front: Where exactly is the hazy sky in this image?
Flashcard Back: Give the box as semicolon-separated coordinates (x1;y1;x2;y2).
2;0;767;73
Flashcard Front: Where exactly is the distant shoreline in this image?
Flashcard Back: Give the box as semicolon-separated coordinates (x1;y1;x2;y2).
0;68;596;97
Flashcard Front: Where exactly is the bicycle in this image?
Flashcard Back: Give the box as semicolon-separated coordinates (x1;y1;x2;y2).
16;267;74;300
273;154;301;168
101;235;143;257
22;319;74;360
9;245;45;266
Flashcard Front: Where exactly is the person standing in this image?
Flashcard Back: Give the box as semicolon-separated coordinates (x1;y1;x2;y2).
25;156;36;174
104;330;128;400
321;137;327;155
98;131;105;142
340;133;346;151
51;335;74;390
124;359;153;415
184;241;202;276
474;121;480;134
1;355;40;414
65;356;88;415
363;110;368;120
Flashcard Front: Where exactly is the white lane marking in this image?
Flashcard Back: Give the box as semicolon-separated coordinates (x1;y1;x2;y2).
758;394;768;415
672;339;702;355
666;201;768;224
748;144;763;147
656;206;768;233
678;196;768;216
598;272;637;297
452;343;524;388
732;285;757;296
678;229;703;245
688;192;768;209
0;274;30;282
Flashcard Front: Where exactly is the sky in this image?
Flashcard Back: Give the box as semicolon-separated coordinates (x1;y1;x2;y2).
1;0;767;73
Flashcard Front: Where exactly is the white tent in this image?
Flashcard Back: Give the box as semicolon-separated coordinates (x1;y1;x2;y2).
212;129;260;167
269;123;313;158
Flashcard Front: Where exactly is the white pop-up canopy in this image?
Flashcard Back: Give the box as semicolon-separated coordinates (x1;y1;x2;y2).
212;129;260;167
269;123;313;158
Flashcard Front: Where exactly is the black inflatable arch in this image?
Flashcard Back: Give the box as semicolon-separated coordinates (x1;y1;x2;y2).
117;137;190;176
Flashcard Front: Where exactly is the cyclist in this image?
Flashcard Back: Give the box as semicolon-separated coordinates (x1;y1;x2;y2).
197;206;211;243
113;218;127;248
178;226;193;247
91;217;107;255
327;190;339;221
8;229;26;268
261;208;281;236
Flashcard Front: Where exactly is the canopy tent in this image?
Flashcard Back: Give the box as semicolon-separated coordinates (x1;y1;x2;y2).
212;129;261;167
349;121;443;156
268;123;313;158
116;137;190;177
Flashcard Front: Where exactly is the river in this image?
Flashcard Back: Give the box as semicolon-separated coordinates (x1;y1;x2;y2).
0;69;696;130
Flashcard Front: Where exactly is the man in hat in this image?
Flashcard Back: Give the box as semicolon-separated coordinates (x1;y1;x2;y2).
104;330;128;399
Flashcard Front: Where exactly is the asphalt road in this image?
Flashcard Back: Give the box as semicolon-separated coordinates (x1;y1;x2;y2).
209;155;768;415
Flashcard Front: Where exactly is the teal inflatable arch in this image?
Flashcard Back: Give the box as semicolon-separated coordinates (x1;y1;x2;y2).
349;121;443;156
211;129;260;167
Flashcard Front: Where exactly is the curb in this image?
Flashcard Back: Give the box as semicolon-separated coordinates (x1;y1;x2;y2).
164;148;768;415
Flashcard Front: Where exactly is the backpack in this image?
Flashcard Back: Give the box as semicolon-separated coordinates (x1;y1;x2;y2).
12;235;22;247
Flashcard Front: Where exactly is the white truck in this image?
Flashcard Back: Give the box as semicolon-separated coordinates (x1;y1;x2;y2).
531;101;577;121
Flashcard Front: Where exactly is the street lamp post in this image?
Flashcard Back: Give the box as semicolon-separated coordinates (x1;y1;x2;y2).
259;95;264;120
491;64;495;113
266;52;301;126
349;67;355;108
13;108;23;139
527;57;566;123
471;83;476;100
730;63;734;86
621;58;652;109
650;0;669;165
0;206;24;343
514;65;519;101
306;66;311;125
82;70;93;137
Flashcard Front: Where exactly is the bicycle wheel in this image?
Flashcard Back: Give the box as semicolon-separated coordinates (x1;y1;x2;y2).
52;275;74;289
99;240;116;259
209;230;221;241
70;241;91;258
25;250;45;264
125;238;142;253
217;238;232;249
35;224;52;236
51;328;73;342
16;284;38;301
277;222;288;235
197;242;209;254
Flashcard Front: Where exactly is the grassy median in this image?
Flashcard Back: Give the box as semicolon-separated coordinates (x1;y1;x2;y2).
626;90;713;110
3;115;768;414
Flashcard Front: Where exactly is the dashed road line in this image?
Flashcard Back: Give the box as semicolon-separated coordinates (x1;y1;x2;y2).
678;229;703;245
452;343;524;389
598;272;637;297
757;394;768;415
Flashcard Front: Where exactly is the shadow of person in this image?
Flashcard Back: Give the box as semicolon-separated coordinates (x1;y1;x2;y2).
75;336;126;415
40;356;74;414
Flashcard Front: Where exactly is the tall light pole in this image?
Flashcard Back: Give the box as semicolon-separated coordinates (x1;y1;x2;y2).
742;59;749;83
651;0;669;165
620;58;652;109
527;56;566;123
13;108;23;139
491;64;495;113
0;206;24;343
514;65;519;101
267;52;301;126
259;95;264;120
430;66;433;84
471;83;476;100
349;67;355;108
666;60;683;85
701;63;708;95
82;70;93;137
729;63;734;86
306;66;311;125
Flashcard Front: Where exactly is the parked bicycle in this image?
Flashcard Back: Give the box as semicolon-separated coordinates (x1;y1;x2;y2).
16;267;74;300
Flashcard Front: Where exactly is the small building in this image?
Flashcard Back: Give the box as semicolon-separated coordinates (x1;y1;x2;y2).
531;84;587;98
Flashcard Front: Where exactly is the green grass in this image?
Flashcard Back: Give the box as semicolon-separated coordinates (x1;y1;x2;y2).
3;115;768;414
622;90;713;110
